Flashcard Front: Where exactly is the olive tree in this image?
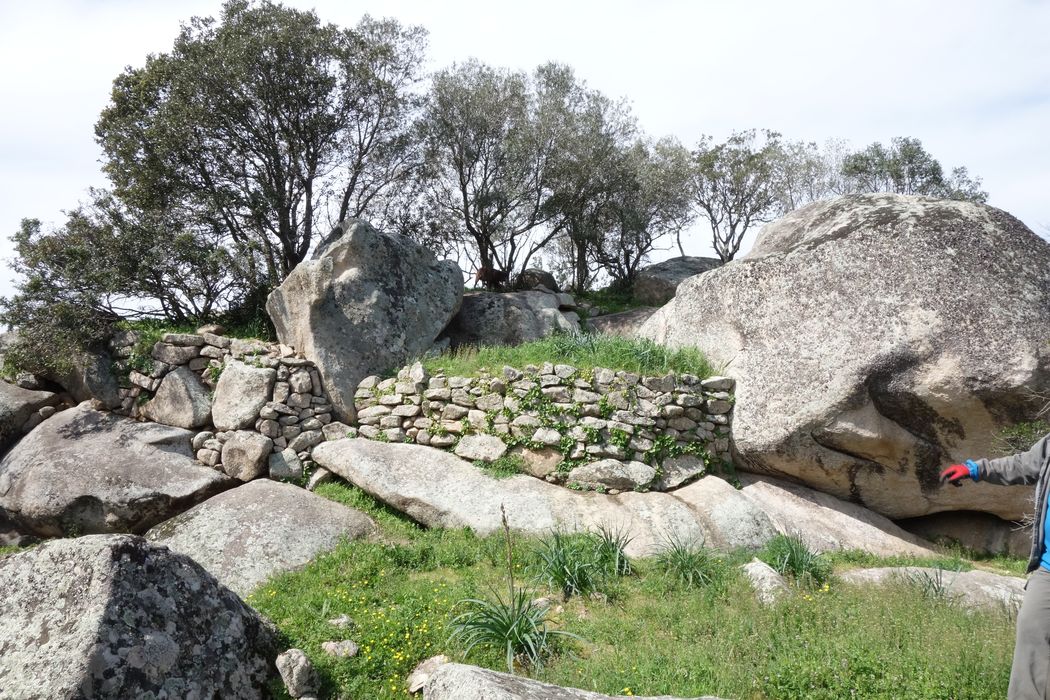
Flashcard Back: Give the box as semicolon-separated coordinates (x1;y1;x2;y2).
841;136;988;202
96;1;427;286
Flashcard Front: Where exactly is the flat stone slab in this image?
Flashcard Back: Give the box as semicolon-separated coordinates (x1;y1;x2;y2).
424;663;727;699
312;439;776;557
0;403;233;536
146;479;376;596
839;566;1025;612
0;535;275;698
738;473;937;557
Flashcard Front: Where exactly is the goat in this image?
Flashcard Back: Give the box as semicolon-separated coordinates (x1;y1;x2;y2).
474;266;509;291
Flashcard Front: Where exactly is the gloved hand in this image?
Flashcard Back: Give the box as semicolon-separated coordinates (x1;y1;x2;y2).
940;463;972;487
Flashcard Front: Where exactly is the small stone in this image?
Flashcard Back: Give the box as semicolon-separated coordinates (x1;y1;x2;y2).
220;431;273;481
196;448;221;467
192;431;214;451
532;427;562;447
454;434;508;463
441;404;469;421
701;375;735;392
322;422;354;441
288;430;324;452
289;369;312;394
430;434;456;448
554;364;575;378
321;640;359;658
328;614;355;628
269;448;304;480
706;399;733;415
258;419;282;439
162;332;206;347
307;467;335;491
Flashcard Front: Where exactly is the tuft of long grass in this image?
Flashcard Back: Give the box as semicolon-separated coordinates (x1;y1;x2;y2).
423;331;712;379
594;524;634;577
654;532;728;591
760;533;833;587
531;531;606;602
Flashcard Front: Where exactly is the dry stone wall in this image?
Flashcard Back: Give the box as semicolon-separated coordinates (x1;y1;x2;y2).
351;362;735;494
109;330;353;483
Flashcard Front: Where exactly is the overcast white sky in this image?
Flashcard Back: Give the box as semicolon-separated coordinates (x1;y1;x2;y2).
1;0;1048;300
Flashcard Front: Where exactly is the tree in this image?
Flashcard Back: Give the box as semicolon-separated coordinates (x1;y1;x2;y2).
96;1;427;287
592;137;694;286
841;136;988;203
691;129;784;262
420;60;571;279
0;196;242;373
542;70;636;291
773;138;855;212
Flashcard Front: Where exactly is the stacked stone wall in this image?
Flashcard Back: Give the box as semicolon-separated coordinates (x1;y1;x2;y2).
351;362;734;493
109;330;352;483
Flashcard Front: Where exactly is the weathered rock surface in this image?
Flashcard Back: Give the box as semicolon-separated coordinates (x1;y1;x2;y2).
424;663;726;699
276;648;319;698
898;510;1031;557
220;431;273;482
142;366;212;429
516;268;560;292
48;349;122;409
313;439;776;556
0;381;55;453
146;480;375;596
567;459;656;491
634;256;722;306
742;558;789;605
0;403;233;536
267;219;463;421
0;535;275;697
839;566;1025;612
587;307;659;337
454;434;508;463
640;194;1050;520
441;291;579;349
738;473;937;557
212;360;277;432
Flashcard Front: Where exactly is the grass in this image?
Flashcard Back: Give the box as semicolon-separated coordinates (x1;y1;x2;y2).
476;454;526;479
760;534;833;587
423;332;712;379
576;286;652;315
248;481;1021;699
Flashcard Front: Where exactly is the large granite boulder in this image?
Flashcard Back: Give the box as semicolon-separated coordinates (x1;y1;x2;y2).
839;566;1025;612
515;268;560;292
588;307;659;338
141;366;212;429
634;256;721;306
0;403;233;536
737;474;936;557
424;663;726;700
0;381;56;453
211;360;277;432
146;480;375;596
315;439;780;557
640;194;1050;520
441;291;579;348
48;348;122;409
0;535;275;697
267;219;463;421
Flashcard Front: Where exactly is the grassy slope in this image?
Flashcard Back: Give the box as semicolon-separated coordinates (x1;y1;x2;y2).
251;482;1018;699
423;334;713;379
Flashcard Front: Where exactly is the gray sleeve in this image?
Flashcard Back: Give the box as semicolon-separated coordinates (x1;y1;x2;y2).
976;433;1050;486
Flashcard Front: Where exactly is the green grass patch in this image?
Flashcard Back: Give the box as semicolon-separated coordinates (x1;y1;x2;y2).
993;420;1050;457
476;454;526;479
423;333;712;379
577;286;651;315
0;545;26;557
249;482;1018;699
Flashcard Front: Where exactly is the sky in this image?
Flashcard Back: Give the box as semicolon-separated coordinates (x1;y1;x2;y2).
1;0;1049;300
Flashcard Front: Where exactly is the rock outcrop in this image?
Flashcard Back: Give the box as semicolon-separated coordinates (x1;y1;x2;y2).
0;404;232;536
267;219;463;421
0;535;275;697
145;480;375;596
640;194;1050;521
516;268;560;292
634;256;721;306
588;307;659;337
441;291;578;348
141;366;212;429
839;566;1024;612
424;663;726;699
0;381;56;453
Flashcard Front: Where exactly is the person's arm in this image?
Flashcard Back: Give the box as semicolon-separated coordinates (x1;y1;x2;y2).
970;433;1050;486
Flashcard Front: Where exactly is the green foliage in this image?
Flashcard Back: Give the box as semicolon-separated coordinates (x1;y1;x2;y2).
450;587;569;673
841;136;987;203
594;524;634;577
476;454;526;479
423;332;711;379
654;533;728;592
760;533;833;587
255;479;1016;698
994;420;1050;457
577;286;647;315
531;531;607;602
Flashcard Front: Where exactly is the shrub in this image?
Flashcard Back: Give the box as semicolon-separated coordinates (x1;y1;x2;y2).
654;532;728;590
531;530;606;601
994;420;1050;457
760;533;833;587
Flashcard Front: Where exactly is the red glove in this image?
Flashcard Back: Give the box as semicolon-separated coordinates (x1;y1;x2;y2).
939;464;970;486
